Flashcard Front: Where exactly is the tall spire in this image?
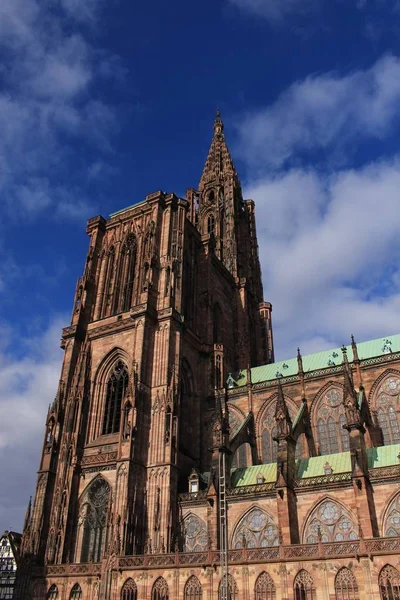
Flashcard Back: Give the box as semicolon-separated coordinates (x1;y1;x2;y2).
198;110;238;191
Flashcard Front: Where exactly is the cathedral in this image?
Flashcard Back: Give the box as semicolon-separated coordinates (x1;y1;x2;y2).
16;112;400;600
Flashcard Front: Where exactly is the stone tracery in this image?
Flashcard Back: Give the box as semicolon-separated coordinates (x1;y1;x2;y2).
334;567;359;600
374;375;400;445
313;387;350;455
78;477;110;563
379;565;400;600
121;578;137;600
383;493;400;537
303;499;358;544
294;570;315;600
184;575;202;600
255;572;276;600
182;514;208;552
232;507;278;549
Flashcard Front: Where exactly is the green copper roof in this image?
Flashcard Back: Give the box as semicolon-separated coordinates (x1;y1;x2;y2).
233;333;400;387
366;444;400;468
109;198;146;217
231;444;400;487
297;452;352;478
231;463;277;486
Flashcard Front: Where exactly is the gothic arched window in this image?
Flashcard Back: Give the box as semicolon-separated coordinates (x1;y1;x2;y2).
122;234;137;312
313;388;349;455
303;499;358;544
260;399;305;463
182;514;208;552
114;234;137;314
379;565;400;600
69;584;82;600
121;578;137;600
102;361;129;435
383;494;400;537
103;246;115;317
152;577;168;600
334;568;359;600
184;576;202;600
231;442;252;469
374;376;400;445
219;574;237;600
80;478;110;563
294;570;315;600
233;507;278;548
47;585;59;600
255;572;276;600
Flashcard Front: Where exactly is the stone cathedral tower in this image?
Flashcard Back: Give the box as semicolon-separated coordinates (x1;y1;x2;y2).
16;113;400;600
17;113;274;598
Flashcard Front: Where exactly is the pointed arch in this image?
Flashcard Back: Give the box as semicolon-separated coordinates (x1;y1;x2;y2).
257;394;304;463
90;347;131;441
369;368;400;404
102;245;116;317
379;565;400;600
232;505;278;549
334;568;359;600
69;584;82;600
113;233;137;313
102;359;129;435
219;574;238;600
181;513;208;552
231;442;252;469
302;497;358;544
255;572;276;600
121;578;137;600
184;576;202;600
310;384;349;455
77;476;111;563
294;570;315;600
152;577;168;600
370;371;400;445
94;347;131;384
47;585;59;600
382;491;400;537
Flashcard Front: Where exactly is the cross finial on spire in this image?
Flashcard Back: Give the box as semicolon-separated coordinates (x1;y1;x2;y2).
214;108;224;134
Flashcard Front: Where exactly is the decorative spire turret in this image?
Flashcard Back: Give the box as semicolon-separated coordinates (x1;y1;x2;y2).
274;381;292;439
23;497;32;533
342;350;363;431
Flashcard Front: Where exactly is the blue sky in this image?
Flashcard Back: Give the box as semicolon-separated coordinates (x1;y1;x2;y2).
1;0;400;532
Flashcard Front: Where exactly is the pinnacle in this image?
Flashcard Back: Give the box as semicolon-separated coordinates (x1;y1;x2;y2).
214;108;224;134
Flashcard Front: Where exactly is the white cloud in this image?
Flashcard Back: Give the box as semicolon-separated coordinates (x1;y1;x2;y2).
228;0;316;22
236;56;400;360
246;160;400;358
237;55;400;171
0;0;120;220
0;316;65;531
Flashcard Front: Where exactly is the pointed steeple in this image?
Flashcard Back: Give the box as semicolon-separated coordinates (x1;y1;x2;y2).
198;110;238;191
